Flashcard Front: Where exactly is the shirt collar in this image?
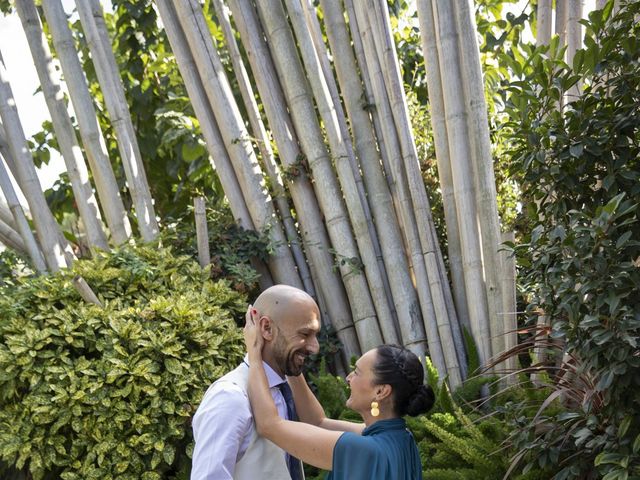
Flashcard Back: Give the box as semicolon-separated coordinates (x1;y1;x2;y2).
243;354;286;389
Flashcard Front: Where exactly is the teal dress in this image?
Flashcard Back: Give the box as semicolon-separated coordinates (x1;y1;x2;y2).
326;418;422;480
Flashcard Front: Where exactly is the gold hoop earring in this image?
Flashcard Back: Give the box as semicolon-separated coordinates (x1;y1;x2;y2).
370;401;380;417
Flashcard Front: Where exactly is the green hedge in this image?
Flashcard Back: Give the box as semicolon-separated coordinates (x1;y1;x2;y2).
0;245;246;480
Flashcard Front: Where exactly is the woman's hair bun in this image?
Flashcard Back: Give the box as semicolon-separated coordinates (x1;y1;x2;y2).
405;384;435;417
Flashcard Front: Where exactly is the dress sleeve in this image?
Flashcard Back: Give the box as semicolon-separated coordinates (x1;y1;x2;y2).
190;382;252;480
330;432;381;480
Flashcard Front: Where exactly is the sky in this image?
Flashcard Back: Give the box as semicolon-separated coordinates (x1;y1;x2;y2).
0;0;596;200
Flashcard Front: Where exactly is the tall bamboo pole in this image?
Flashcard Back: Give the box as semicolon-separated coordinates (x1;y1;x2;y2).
155;0;273;290
0;121;17;178
155;0;251;230
41;0;131;245
0;218;26;254
300;0;393;325
16;0;108;251
0;157;46;272
426;0;492;367
536;0;553;46
319;0;428;352
501;231;518;379
0;51;73;271
556;0;569;48
416;0;470;336
211;0;314;296
0;198;15;230
566;0;584;64
346;0;442;369
194;196;210;268
172;0;302;289
453;0;507;361
226;0;361;358
361;0;463;384
255;0;385;351
284;0;397;344
75;0;159;242
566;0;585;100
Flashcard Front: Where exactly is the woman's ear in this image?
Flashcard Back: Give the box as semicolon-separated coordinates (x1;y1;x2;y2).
376;384;393;401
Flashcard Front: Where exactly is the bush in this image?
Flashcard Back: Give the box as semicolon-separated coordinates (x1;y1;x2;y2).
505;1;640;477
0;245;246;480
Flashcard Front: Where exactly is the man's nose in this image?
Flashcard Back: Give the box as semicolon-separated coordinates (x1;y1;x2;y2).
307;335;320;354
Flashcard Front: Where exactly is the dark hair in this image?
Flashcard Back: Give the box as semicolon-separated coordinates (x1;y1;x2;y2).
373;345;435;417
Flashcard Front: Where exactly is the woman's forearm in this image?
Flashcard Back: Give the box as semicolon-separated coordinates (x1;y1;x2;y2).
288;374;326;425
246;354;281;435
288;374;364;434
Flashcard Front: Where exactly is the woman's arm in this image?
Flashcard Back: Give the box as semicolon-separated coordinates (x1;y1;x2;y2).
244;307;341;470
288;375;365;434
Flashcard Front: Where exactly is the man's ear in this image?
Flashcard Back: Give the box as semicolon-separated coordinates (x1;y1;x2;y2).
259;316;275;342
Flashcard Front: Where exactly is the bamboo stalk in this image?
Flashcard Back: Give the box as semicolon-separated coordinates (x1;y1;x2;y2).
285;0;397;344
0;50;73;271
536;0;553;46
16;0;109;252
423;0;492;368
72;275;102;306
0;120;17;179
155;0;272;291
416;0;470;334
501;231;518;380
172;0;301;289
0;157;46;271
226;0;361;359
194;196;210;268
556;0;569;48
452;0;506;362
41;0;131;245
300;0;391;317
211;0;314;296
254;0;384;352
155;0;251;230
566;0;585;100
346;0;440;367
319;0;431;353
362;0;462;384
0;218;27;254
75;0;159;242
0;197;15;230
566;0;584;64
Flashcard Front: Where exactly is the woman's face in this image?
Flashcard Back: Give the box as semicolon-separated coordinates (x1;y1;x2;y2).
345;349;379;413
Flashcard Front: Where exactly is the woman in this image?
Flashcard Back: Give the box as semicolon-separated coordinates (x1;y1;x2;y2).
244;307;434;480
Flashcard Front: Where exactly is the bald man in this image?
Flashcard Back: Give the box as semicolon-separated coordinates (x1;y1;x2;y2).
191;285;321;480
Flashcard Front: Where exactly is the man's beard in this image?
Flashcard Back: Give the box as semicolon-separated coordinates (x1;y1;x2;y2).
283;349;307;376
272;325;307;376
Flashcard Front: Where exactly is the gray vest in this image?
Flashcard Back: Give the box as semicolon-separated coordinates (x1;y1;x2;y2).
221;364;296;480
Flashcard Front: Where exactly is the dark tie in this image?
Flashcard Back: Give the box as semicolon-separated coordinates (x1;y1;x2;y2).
278;382;304;480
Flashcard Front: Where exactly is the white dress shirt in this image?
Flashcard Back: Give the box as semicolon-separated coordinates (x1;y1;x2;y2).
191;357;289;480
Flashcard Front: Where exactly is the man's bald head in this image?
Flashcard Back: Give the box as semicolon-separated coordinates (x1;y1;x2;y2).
253;284;321;377
253;285;316;327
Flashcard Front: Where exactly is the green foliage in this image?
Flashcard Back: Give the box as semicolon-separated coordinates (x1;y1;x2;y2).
162;206;269;297
304;323;342;380
504;2;640;478
0;250;32;288
0;245;246;480
411;410;509;480
307;358;348;420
